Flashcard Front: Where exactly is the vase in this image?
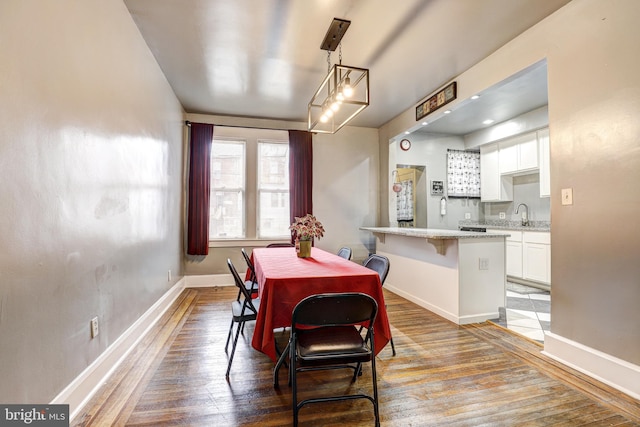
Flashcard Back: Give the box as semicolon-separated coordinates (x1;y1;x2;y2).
296;239;312;258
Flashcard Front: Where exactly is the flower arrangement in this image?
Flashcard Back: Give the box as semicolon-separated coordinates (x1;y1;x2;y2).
289;214;325;241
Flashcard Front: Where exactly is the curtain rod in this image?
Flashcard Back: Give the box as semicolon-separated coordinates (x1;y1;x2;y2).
184;120;308;133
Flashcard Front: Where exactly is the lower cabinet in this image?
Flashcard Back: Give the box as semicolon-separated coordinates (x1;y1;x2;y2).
523;232;551;284
506;231;523;277
490;229;550;285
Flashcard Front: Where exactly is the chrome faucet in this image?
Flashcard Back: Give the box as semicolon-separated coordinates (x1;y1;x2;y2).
515;203;529;226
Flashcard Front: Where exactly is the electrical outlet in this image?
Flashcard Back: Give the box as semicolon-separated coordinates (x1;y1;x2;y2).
499;212;506;219
465;213;471;219
479;258;489;270
90;316;99;338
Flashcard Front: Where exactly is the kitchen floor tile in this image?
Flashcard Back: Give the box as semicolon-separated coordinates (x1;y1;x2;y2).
492;282;550;344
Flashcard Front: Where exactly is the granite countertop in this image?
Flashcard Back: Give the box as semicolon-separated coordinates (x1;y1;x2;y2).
360;226;510;240
458;220;550;232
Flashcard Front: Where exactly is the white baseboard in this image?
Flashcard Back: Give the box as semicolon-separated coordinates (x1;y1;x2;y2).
53;278;186;422
185;273;233;288
385;284;459;325
543;332;640;400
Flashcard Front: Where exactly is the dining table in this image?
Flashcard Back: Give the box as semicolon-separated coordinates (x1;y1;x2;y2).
248;246;392;363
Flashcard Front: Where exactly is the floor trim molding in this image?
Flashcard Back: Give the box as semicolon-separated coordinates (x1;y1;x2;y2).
54;279;186;421
543;331;640;400
185;273;233;287
384;284;458;325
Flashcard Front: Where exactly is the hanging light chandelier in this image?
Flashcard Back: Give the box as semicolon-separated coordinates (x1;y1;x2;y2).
308;18;370;134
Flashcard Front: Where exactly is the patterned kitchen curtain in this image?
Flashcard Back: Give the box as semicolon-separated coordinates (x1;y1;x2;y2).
447;149;481;198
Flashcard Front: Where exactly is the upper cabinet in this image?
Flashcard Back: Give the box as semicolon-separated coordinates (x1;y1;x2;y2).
480;127;549;201
480;142;513;202
498;131;539;174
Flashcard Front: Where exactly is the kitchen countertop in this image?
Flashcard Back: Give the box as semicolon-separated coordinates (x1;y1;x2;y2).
458;220;550;232
360;226;510;240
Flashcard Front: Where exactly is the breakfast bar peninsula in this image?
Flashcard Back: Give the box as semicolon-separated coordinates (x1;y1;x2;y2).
360;227;509;325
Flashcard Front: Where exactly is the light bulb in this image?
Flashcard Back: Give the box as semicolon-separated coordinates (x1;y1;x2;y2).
320;113;329;123
343;77;353;97
336;91;344;102
331;100;341;112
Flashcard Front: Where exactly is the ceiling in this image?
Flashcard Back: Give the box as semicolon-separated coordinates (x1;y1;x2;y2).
413;59;549;136
124;0;570;133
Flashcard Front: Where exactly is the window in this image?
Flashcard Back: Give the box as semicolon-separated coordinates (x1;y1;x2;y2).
258;141;290;238
210;140;245;238
209;128;290;241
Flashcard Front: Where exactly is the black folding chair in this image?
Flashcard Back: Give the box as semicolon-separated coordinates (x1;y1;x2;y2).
363;254;395;356
225;259;260;380
336;247;352;260
286;292;380;427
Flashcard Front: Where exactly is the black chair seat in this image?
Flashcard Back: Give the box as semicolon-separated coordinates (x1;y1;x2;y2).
230;298;260;322
297;326;370;361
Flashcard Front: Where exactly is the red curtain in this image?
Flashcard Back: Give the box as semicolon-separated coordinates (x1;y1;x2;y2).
288;130;313;238
187;123;214;255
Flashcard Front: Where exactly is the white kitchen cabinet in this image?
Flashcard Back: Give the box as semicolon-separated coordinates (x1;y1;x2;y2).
499;131;539;175
489;229;550;285
538;128;550;197
523;231;551;284
505;231;523;278
480;142;513;202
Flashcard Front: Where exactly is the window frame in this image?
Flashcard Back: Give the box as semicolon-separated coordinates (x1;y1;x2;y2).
256;139;290;240
209;137;247;240
208;127;290;247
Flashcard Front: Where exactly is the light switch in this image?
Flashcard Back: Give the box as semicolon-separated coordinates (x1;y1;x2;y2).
561;188;573;205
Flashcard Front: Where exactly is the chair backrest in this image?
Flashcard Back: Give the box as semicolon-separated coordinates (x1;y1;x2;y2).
363;254;390;286
266;243;294;248
227;259;258;314
241;248;256;282
336;247;352;260
292;292;377;329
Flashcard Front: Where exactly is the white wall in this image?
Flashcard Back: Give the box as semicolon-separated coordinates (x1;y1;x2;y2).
393;133;483;228
0;0;184;403
313;126;380;262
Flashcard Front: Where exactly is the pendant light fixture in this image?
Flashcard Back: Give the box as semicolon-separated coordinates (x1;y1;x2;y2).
308;18;370;134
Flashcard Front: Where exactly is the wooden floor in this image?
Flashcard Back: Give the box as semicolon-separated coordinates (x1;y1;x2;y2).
73;286;640;426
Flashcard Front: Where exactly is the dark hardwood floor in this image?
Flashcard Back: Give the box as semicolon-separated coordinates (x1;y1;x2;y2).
73;286;640;426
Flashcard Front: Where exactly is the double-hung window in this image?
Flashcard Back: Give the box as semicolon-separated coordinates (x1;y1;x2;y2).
210;139;245;239
257;140;290;238
209;127;290;242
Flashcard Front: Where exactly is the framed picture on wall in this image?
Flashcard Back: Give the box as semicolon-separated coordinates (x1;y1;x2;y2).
431;180;444;196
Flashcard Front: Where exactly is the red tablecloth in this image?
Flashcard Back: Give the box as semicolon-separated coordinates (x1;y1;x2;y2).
249;247;392;362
